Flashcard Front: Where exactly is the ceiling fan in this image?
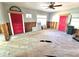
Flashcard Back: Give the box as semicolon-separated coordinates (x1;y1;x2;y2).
42;2;62;9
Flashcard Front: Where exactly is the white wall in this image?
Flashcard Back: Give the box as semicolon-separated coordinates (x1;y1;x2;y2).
2;3;49;23
49;11;70;23
0;3;5;24
49;7;79;22
0;3;6;41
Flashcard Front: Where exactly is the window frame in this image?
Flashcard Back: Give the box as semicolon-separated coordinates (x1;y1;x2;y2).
26;13;32;18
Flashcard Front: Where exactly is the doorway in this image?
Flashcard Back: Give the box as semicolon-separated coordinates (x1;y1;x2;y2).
58;16;68;32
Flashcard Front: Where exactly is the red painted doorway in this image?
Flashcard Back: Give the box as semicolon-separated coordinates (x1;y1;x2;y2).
9;12;24;35
58;16;68;32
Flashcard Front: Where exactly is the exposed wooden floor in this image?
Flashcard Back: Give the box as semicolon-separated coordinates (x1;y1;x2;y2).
0;29;79;57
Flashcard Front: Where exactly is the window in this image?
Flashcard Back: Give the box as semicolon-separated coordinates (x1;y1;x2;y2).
37;15;47;26
26;14;32;18
70;18;79;29
52;15;59;22
37;15;47;19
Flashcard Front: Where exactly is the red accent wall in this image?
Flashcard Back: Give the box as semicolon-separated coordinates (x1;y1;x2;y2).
58;16;67;32
10;13;23;35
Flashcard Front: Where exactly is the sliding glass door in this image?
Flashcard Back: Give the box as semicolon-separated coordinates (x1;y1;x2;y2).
37;15;47;27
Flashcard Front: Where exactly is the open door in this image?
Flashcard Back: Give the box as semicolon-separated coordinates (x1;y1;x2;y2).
58;16;68;32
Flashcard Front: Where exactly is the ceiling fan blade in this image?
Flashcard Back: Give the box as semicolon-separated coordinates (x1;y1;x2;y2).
54;4;62;7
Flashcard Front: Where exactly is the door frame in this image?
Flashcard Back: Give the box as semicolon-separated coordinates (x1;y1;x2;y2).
8;12;25;35
58;16;68;32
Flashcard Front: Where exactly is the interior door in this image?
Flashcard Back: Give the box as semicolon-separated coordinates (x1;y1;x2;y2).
10;13;24;35
58;16;68;32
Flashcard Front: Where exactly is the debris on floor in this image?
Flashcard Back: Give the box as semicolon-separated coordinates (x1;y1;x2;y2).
45;55;56;57
40;40;52;43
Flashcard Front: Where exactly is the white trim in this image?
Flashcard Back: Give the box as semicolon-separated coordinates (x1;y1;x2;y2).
22;14;25;33
8;13;14;35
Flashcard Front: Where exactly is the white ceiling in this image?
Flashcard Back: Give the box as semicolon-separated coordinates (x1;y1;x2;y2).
4;2;79;12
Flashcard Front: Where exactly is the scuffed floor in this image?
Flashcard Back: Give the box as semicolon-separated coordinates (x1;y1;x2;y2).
0;29;79;57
